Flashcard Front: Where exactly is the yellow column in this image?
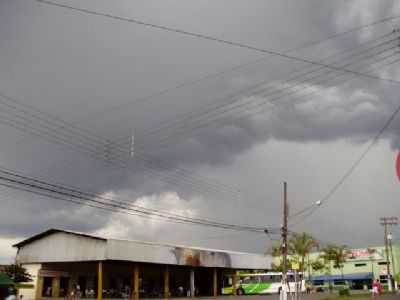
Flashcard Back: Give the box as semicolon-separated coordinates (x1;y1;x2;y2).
232;273;237;296
97;262;103;300
213;268;218;297
164;266;169;298
133;264;139;300
52;277;60;298
36;276;44;300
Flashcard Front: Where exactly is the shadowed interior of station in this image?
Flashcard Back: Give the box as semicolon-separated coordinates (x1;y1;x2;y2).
38;261;224;299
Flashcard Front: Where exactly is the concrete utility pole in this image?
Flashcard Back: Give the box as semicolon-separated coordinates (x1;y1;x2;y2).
280;182;288;300
388;232;398;290
380;217;398;292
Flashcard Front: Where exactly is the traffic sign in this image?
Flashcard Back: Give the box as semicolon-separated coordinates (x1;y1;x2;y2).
397;152;400;181
291;262;300;270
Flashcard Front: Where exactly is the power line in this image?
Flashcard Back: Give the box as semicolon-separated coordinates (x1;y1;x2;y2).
134;38;400;149
0;92;242;200
37;0;400;86
0;37;398;202
124;40;400;153
77;11;400;123
0;34;397;200
0;166;280;233
0;104;238;199
289;101;400;226
150;51;400;152
109;31;400;149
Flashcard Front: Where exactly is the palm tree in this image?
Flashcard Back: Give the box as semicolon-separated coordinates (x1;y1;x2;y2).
332;246;348;281
288;233;319;271
311;259;325;274
319;245;337;293
320;245;348;292
268;241;283;271
288;232;319;292
367;248;376;277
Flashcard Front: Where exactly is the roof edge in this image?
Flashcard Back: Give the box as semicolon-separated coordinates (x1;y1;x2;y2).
13;228;106;248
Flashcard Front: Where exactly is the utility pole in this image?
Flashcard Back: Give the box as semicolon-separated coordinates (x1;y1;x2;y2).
281;181;288;300
380;217;398;292
388;232;398;291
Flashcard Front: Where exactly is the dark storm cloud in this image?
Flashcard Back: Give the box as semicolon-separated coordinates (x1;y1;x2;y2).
0;0;400;260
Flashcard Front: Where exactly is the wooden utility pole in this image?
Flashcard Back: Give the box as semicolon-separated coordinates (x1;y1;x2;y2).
281;182;288;300
380;217;398;292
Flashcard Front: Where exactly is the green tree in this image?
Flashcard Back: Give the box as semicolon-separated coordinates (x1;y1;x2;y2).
311;259;325;273
288;232;319;273
288;232;318;292
319;245;348;292
268;240;283;270
269;233;318;292
4;264;32;283
332;245;348;281
367;248;376;276
319;245;337;292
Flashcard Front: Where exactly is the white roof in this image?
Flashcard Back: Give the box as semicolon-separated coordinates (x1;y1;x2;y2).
15;229;272;269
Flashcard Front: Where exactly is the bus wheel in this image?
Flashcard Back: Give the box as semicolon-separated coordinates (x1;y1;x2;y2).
237;288;245;296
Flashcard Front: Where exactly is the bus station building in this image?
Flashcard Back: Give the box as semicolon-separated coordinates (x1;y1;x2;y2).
13;229;272;300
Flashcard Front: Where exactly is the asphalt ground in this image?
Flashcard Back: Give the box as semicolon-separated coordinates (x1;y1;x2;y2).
217;293;400;300
167;293;400;300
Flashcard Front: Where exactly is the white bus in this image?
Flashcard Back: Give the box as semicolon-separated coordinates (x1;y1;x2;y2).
222;272;306;295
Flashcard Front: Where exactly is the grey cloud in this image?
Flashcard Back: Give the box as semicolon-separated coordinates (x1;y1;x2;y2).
0;0;400;260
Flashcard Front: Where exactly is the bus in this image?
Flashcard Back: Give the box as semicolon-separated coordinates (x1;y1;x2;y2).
222;272;306;295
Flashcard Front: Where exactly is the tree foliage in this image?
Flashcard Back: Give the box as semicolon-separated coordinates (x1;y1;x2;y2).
4;264;32;283
288;232;319;272
310;259;325;272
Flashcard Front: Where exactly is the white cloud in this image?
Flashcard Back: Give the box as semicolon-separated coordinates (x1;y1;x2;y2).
93;191;198;240
0;237;20;264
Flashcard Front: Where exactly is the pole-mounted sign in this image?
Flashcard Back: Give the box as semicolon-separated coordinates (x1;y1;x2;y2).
397;152;400;181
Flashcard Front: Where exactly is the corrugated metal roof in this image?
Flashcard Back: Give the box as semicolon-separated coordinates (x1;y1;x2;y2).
14;228;258;255
13;228;105;248
14;228;272;269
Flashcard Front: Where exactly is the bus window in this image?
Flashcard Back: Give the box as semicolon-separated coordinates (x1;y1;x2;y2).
260;276;271;283
272;275;281;283
241;277;251;284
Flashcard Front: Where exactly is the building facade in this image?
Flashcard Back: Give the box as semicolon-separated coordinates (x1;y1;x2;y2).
273;245;400;290
14;229;272;300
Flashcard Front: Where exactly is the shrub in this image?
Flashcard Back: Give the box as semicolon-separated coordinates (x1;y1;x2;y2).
338;288;350;296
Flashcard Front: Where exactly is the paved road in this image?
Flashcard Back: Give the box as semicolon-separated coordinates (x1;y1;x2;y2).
184;294;400;300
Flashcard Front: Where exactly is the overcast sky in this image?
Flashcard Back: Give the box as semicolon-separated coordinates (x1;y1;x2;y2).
1;0;400;263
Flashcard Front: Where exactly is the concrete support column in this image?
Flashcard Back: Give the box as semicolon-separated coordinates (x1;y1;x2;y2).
232;273;237;296
52;277;60;298
97;262;103;300
36;276;44;300
164;266;169;298
190;269;195;298
132;263;139;300
213;268;218;297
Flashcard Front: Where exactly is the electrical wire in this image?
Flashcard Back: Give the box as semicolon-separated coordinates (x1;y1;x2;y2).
78;11;400;124
3;37;396;199
288;100;400;227
36;0;400;86
0;166;281;233
109;31;400;149
128;40;400;152
0;92;242;199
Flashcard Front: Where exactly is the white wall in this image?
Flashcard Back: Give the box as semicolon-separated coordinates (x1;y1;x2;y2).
18;264;41;300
